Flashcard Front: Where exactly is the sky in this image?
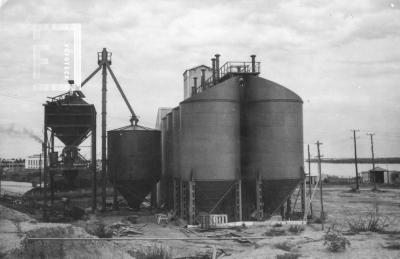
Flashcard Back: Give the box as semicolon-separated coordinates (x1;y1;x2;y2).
0;0;399;160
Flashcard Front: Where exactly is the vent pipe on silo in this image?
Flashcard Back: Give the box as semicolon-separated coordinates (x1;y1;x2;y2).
191;77;198;96
215;54;220;81
211;58;216;85
251;55;256;73
201;69;206;90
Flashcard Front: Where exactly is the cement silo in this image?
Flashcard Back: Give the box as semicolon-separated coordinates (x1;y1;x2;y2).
160;55;304;222
178;77;241;222
108;125;161;209
241;76;303;218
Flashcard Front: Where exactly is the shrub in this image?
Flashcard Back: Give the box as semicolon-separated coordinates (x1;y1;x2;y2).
346;212;388;233
323;226;350;252
264;228;286;236
288;225;304;234
274;242;293;252
383;242;400;250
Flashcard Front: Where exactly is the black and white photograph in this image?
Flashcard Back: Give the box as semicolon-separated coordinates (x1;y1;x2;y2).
0;0;400;258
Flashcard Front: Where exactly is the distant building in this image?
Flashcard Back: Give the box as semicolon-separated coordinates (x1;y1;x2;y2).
25;154;44;169
0;158;25;172
183;65;213;99
361;167;400;184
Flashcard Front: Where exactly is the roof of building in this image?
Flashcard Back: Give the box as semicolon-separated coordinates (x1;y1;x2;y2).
27;154;41;159
182;65;212;75
369;166;388;172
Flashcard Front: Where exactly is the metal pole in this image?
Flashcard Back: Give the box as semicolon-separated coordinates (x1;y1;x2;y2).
215;54;220;81
101;48;107;211
50;131;54;205
307;145;313;217
316;141;324;230
39;153;42;189
91;110;97;213
352;130;359;190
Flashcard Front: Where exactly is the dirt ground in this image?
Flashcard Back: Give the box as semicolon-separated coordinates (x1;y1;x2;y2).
1;185;400;258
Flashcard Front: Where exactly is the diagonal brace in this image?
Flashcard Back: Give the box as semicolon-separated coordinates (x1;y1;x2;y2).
106;64;138;125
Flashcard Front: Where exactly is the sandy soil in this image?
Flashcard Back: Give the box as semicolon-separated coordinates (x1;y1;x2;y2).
1;185;400;258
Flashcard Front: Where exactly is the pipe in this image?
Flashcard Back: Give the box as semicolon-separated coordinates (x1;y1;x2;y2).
215;54;220;80
191;77;198;96
211;58;216;85
27;237;267;241
251;55;256;73
201;69;206;90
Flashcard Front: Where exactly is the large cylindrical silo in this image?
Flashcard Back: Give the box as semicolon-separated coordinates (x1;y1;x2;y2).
108;125;161;209
179;77;241;215
242;76;303;216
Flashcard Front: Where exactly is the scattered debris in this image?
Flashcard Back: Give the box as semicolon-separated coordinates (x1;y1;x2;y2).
104;222;144;236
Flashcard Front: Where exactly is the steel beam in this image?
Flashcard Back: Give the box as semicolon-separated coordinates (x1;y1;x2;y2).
235;179;242;221
255;173;264;221
101;52;107;211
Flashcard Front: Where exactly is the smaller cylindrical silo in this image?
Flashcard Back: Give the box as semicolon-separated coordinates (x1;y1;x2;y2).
108;124;161;210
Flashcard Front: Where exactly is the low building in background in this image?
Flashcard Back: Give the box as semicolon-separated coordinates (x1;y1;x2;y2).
0;158;25;172
25;154;44;169
361;167;400;184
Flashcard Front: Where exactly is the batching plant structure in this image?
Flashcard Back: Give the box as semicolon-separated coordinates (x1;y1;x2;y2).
43;86;97;211
160;54;304;223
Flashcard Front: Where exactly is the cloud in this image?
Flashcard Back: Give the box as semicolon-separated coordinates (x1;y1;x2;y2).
0;0;399;158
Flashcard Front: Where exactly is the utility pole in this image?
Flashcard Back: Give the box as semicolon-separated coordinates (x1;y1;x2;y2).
367;133;376;190
307;144;313;217
316;141;324;230
352;130;360;190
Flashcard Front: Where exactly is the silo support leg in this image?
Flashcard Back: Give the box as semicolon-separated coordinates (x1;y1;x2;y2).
256;175;264;221
173;179;179;215
235;180;242;221
180;179;185;219
182;181;188;221
286;198;292;219
188;181;195;225
300;180;306;218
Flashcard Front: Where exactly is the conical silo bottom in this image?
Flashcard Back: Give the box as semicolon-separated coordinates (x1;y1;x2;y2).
242;179;301;219
115;180;154;210
262;179;301;215
195;180;236;219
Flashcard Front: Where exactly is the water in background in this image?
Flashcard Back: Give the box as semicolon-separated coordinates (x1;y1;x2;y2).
306;163;400;177
0;181;33;195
